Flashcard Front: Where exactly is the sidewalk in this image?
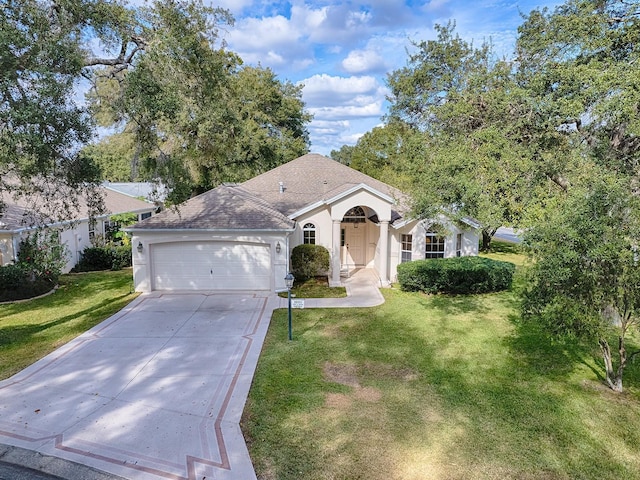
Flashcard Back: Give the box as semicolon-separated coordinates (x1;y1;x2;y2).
278;268;385;308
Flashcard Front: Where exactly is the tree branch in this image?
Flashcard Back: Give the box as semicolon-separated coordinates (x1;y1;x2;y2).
83;37;146;68
548;173;570;191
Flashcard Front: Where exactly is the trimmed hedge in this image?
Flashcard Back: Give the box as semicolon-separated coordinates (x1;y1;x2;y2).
73;245;132;272
291;244;330;282
397;256;515;294
0;264;54;302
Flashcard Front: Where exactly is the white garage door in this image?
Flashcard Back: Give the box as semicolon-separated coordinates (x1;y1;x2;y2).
151;242;271;291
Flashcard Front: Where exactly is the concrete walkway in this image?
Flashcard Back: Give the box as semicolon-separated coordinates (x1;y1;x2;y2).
278;268;385;309
0;269;384;480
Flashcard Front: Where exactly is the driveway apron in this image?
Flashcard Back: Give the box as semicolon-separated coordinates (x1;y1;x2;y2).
0;292;281;480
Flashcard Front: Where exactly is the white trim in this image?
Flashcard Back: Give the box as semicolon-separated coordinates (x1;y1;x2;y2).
288;183;395;219
392;215;481;230
460;217;482;229
1;207;156;235
127;227;296;234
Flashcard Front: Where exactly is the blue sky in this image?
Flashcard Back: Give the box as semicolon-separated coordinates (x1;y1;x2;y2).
141;1;566;155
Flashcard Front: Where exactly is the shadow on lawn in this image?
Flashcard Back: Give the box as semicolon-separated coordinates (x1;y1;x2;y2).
0;294;132;348
373;312;640;478
249;296;640;480
504;312;605;381
0;272;131;315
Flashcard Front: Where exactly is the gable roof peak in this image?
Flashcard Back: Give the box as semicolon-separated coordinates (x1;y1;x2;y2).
241;153;406;217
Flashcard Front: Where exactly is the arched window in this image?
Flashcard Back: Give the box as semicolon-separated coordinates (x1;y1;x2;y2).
343;206;366;223
425;228;446;259
303;223;316;244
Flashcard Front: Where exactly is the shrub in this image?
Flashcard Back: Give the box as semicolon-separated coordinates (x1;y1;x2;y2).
73;245;132;272
291;244;330;282
17;230;67;284
0;231;67;301
397;256;515;294
111;245;133;270
0;264;27;291
0;263;53;302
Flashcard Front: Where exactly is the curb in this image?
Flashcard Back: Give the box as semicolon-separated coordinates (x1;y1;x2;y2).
0;445;127;480
0;286;58;305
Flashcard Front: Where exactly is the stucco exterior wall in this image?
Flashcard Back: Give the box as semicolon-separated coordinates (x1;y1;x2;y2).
388;220;480;281
294;207;332;250
60;221;92;272
1;208;155;273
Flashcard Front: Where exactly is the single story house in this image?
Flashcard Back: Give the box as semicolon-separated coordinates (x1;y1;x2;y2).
103;181;168;204
128;153;480;293
0;186;156;272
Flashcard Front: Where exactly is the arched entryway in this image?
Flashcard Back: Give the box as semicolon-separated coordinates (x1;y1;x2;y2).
341;206;368;271
330;198;392;287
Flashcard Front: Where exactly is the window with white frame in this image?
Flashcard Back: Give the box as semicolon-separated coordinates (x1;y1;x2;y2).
401;234;412;263
104;219;118;238
425;229;445;259
303;223;316;244
343;206;366;223
88;218;97;241
456;233;462;257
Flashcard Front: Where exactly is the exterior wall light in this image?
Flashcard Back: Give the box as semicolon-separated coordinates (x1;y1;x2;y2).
276;241;281;254
137;241;143;253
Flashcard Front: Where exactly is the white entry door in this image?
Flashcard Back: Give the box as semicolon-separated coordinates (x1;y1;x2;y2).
343;223;365;266
151;241;271;291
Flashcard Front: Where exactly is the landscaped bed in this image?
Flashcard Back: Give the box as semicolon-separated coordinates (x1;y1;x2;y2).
242;246;640;480
0;269;138;380
278;276;347;299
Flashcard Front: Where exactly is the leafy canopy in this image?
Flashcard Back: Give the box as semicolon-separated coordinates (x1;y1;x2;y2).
1;0;311;218
87;0;311;203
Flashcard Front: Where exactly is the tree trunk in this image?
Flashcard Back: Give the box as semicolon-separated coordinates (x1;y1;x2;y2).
599;338;623;392
481;227;498;252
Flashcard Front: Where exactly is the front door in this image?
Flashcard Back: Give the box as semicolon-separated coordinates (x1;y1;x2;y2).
343;223;365;267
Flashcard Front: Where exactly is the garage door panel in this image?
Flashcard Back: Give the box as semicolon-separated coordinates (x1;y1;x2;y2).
151;242;271;291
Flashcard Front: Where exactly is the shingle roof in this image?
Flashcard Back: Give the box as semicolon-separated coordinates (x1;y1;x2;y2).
103;182;168;202
240;153;408;217
129;154;411;231
0;186;155;232
130;185;295;231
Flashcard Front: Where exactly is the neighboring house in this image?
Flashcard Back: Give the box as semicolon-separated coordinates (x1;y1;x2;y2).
0;186;156;272
103;181;168;204
128;153;480;293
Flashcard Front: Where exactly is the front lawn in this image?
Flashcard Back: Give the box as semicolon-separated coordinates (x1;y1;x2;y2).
243;259;640;479
0;270;138;380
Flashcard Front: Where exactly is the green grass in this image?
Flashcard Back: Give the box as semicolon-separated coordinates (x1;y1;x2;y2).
278;276;347;298
480;239;527;267
0;269;138;380
243;250;640;480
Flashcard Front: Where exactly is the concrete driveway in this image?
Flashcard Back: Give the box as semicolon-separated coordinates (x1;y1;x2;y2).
0;292;281;480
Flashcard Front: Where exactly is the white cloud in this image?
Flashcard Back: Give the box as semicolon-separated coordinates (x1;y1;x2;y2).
424;0;453;15
301;74;386;106
212;0;254;13
341;131;366;144
341;49;387;74
309;102;384;120
308;117;380;156
227;15;300;51
225;13;314;69
311;119;351;132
